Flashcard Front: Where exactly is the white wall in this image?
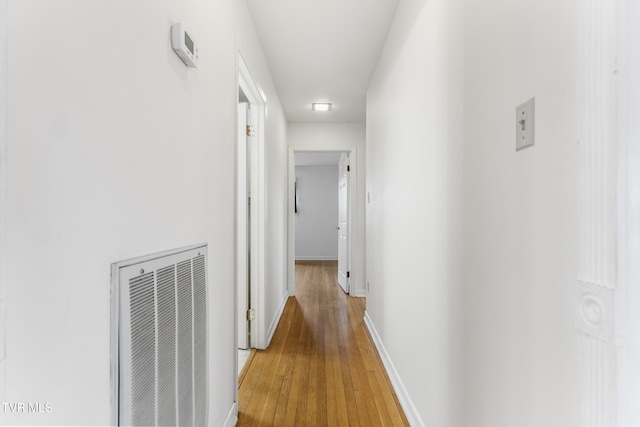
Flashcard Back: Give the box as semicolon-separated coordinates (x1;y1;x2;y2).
294;166;339;260
366;0;465;425
263;95;288;347
367;0;579;426
462;0;579;424
0;0;7;420
288;122;366;295
3;1;285;425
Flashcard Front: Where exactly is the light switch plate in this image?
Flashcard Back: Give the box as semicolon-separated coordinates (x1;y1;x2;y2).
516;97;535;151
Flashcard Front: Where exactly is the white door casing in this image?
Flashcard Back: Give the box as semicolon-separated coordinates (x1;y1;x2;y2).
576;0;640;425
236;101;249;350
237;53;267;352
287;147;360;297
337;153;349;293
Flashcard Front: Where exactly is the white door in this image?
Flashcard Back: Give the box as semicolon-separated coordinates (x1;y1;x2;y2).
237;101;249;349
337;153;349;293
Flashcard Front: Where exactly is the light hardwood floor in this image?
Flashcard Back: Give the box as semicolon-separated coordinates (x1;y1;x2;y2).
237;260;409;426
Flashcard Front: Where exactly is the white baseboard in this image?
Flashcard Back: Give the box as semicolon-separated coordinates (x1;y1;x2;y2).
364;311;425;427
295;256;338;261
221;402;238;427
265;291;289;348
353;289;366;297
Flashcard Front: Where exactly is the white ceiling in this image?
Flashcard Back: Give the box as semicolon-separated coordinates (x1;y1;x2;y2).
246;0;400;122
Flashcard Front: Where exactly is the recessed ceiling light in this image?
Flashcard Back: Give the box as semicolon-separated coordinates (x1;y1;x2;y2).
312;103;332;112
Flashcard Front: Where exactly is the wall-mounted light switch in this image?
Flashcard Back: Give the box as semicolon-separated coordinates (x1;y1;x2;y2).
516;97;535;151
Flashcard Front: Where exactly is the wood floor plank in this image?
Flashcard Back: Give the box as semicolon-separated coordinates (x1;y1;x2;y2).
253;335;288;425
237;261;409;426
238;349;256;387
272;368;293;426
292;354;311;426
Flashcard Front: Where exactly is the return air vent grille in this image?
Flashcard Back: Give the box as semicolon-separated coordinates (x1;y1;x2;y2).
129;272;156;426
111;244;208;426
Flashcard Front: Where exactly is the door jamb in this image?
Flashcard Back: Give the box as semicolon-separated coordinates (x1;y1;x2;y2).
236;100;249;351
287;148;358;297
236;52;268;353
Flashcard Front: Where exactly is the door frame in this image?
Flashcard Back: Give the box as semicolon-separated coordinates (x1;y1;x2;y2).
236;52;268;355
236;100;249;350
615;0;640;422
337;153;350;294
287;148;358;297
575;0;640;424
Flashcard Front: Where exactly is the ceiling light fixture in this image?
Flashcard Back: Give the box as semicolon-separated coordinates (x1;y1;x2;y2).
312;102;332;112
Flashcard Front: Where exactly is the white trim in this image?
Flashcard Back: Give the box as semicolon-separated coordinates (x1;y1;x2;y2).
265;291;289;348
287;148;296;296
233;36;241;409
287;147;359;297
345;148;355;296
354;290;366;298
338;152;350;294
237;52;268;350
616;0;640;424
364;311;425;427
221;402;238;427
295;256;338;261
236;101;249;351
575;0;637;425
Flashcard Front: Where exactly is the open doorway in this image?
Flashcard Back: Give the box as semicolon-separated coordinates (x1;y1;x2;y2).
236;91;250;371
236;54;267;382
291;151;351;294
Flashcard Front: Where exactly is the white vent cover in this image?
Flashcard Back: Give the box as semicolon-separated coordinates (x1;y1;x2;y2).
111;244;208;426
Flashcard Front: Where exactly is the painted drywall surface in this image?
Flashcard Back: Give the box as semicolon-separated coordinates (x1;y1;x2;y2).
461;0;579;425
367;0;465;425
294;166;339;260
0;0;6;418
264;99;288;347
367;0;581;425
288;122;366;295
4;1;285;425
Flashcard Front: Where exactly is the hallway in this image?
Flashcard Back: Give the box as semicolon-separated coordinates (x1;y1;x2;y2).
2;0;638;425
237;261;409;426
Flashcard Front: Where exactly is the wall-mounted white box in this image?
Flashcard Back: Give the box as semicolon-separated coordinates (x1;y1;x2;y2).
171;23;199;68
516;97;535;151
